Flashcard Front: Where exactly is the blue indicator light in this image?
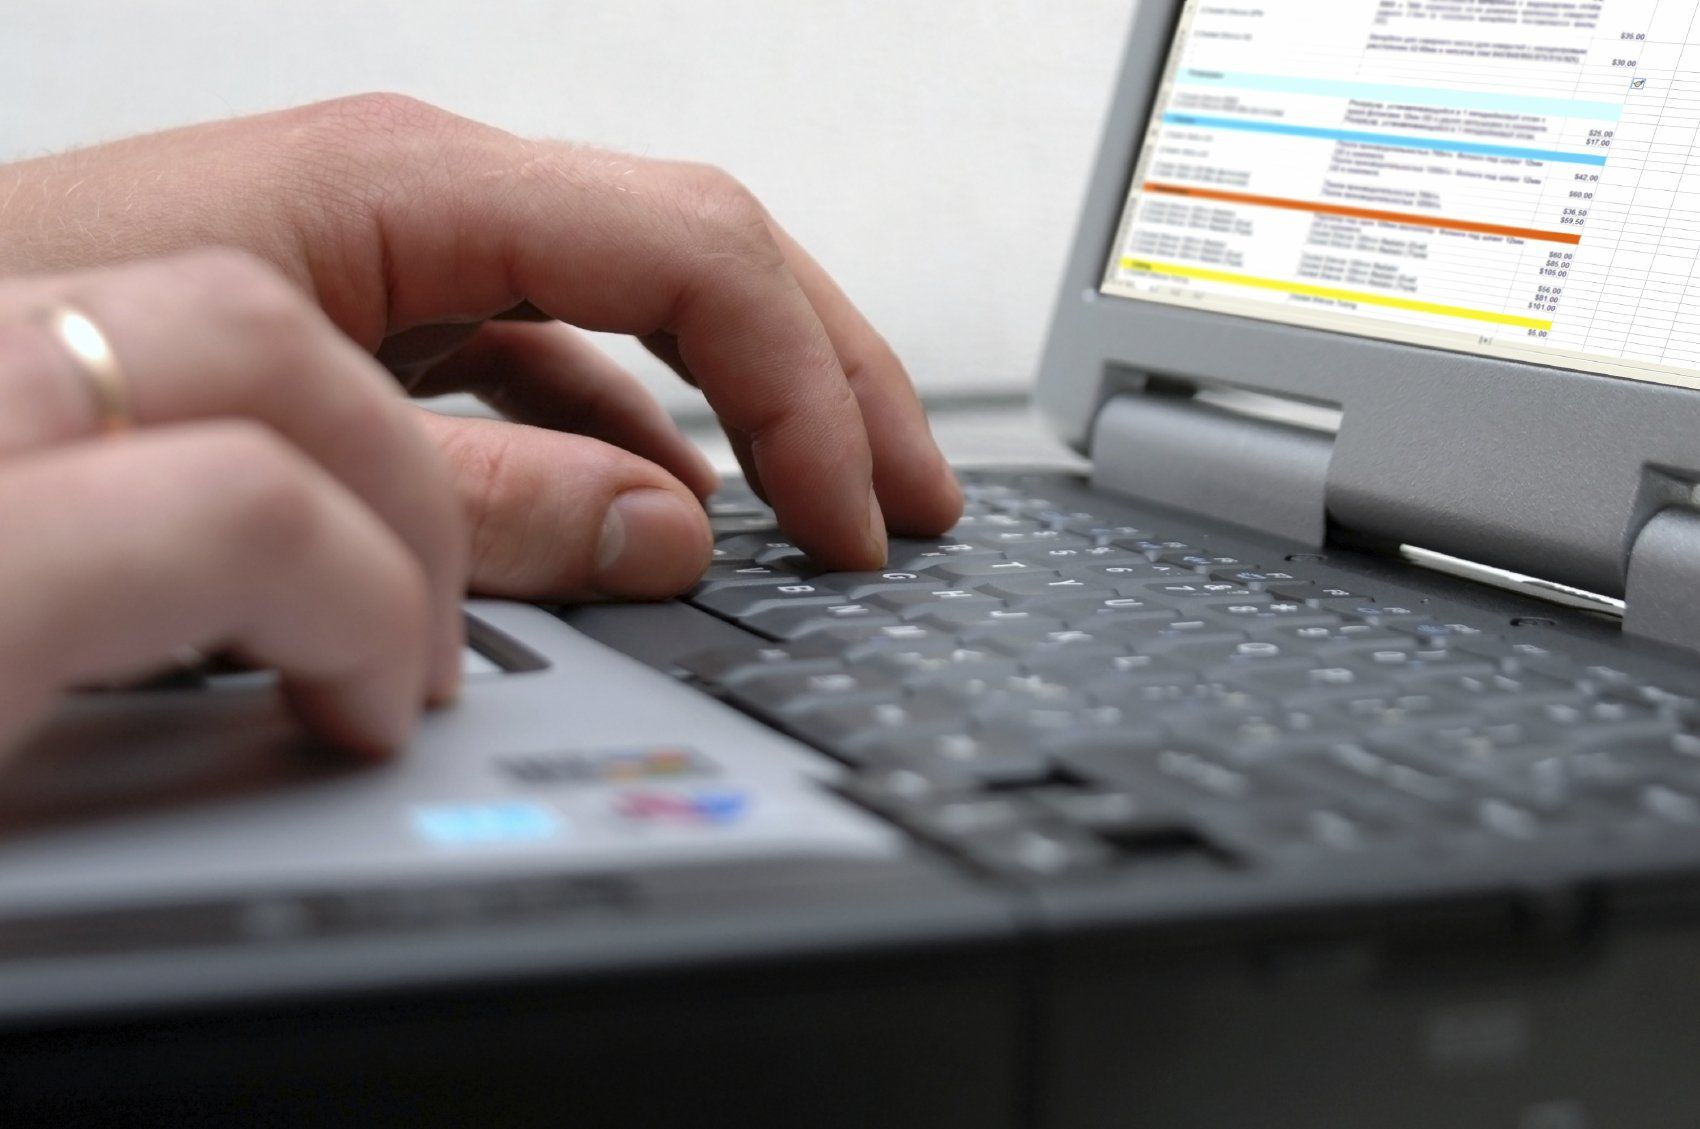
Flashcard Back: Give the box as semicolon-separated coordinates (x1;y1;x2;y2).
412;802;561;846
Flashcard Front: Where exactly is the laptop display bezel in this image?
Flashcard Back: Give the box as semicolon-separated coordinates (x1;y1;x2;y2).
1033;0;1700;598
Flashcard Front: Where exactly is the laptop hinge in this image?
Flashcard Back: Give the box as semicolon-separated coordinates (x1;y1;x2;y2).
1088;391;1334;547
1624;507;1700;652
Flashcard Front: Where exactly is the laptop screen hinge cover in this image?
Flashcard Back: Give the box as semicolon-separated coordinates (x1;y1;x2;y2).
1623;506;1700;652
1087;391;1334;547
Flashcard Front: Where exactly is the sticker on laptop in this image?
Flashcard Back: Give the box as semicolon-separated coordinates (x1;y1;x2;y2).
496;746;717;788
411;801;563;847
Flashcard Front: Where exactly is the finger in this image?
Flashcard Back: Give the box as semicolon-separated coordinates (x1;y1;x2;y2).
406;320;720;500
272;99;889;568
0;423;432;759
640;329;769;505
0;250;467;701
412;412;712;602
761;219;962;536
0;98;961;567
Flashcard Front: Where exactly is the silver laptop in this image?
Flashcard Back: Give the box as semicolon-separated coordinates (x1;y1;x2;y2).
6;2;1700;1126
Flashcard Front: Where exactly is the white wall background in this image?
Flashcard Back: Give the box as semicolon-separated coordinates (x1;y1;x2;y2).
0;1;1134;415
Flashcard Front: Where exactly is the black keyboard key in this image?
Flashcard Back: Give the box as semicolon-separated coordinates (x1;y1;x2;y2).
885;539;1000;571
1217;804;1405;858
742;602;903;640
955;822;1116;877
1292;744;1463;807
1162;707;1339;759
872;589;1007;618
1060;742;1306;808
1346;603;1430;626
1131;626;1254;661
956;616;1082;651
814;569;949;599
1052;520;1148;543
696;562;808;587
966;625;1124;660
674;644;841;688
1395;621;1493;644
723;666;901;719
898;659;1027;699
1641;783;1700;823
1001;545;1145;569
1142;580;1259;602
811;627;963;666
971;702;1155;748
1602;682;1700;723
1362;648;1498;681
1219;662;1400;706
705;495;770;519
710;514;781;536
788;697;965;756
950;515;1047;540
1446;636;1570;673
973;575;1119;602
929;671;1086;710
1489;697;1678;747
1299;690;1479;732
859;730;1057;788
923;559;1055;583
974;529;1095;552
1211;568;1306;590
1111;537;1197;557
899;793;1039;838
1270;582;1366;603
1028;785;1186;835
1401;669;1581;707
1202;599;1342;629
1156;551;1254;573
1014;593;1170;625
1258;623;1420;657
692;579;841;619
908;605;1060;634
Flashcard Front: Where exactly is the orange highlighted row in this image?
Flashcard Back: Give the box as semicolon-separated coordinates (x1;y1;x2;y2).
1143;182;1580;245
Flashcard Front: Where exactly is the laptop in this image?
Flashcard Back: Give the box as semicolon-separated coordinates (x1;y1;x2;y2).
6;1;1700;1125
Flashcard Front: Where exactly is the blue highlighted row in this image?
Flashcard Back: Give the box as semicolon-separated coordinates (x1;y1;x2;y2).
1161;112;1609;166
1175;69;1621;122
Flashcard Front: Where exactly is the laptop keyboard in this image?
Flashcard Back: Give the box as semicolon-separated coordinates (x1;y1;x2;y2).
674;473;1700;881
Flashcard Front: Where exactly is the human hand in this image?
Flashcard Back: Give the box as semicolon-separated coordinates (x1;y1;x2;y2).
0;251;468;756
0;94;964;599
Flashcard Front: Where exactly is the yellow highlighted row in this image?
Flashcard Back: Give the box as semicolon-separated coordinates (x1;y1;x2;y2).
1119;258;1553;331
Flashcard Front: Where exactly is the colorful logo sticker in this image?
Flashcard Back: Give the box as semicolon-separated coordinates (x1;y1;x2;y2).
412;802;561;846
613;788;751;825
498;746;715;787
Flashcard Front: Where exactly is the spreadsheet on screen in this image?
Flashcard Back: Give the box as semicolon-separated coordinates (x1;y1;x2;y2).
1102;0;1700;389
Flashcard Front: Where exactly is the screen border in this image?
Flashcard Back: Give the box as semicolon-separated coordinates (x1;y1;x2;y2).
1034;0;1700;597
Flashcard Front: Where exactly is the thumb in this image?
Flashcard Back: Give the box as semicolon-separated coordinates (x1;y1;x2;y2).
415;411;712;602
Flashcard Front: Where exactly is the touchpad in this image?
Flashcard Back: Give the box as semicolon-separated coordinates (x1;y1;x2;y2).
0;614;547;835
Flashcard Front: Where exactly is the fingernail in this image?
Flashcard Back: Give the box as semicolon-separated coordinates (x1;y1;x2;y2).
866;486;888;566
594;488;711;597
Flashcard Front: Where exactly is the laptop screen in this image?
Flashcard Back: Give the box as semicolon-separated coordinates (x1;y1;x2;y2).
1101;0;1700;391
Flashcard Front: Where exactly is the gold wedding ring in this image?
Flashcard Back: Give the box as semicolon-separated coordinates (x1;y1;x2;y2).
38;305;133;435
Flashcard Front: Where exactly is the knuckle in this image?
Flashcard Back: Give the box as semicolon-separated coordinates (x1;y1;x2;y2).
304;92;454;140
676;166;782;268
